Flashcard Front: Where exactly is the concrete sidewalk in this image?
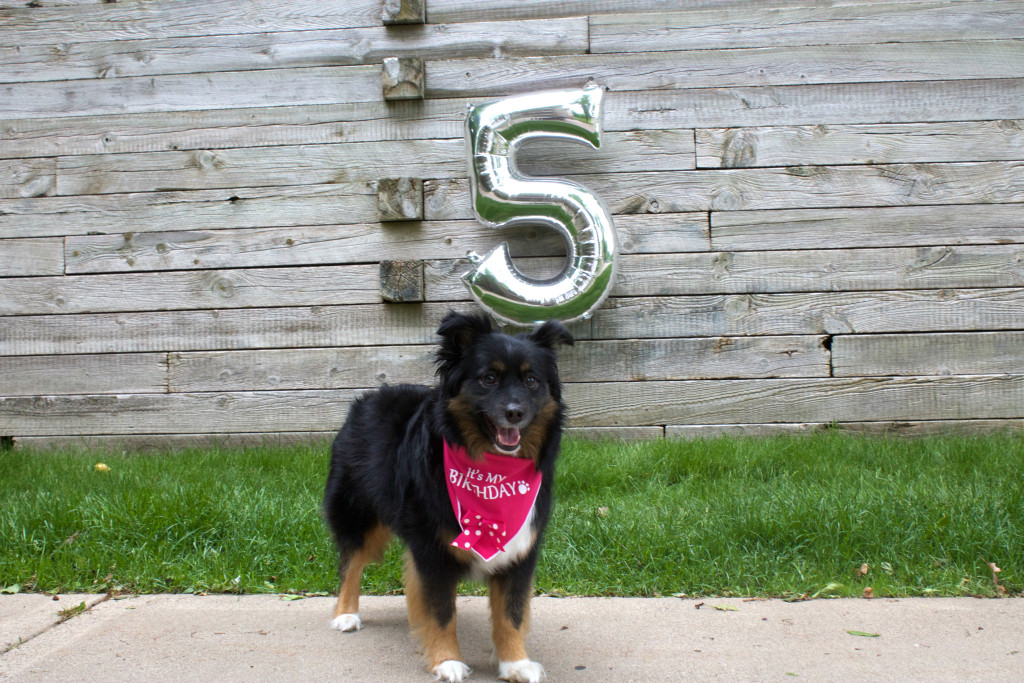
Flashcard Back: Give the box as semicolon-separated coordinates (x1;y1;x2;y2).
1;594;1021;681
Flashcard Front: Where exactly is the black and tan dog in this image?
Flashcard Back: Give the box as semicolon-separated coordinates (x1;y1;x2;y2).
323;311;573;682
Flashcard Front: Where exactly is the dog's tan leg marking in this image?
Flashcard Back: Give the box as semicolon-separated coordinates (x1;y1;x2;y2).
404;552;465;677
333;522;391;620
488;575;529;663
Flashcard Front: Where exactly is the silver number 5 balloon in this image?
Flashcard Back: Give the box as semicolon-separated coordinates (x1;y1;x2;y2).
462;81;618;326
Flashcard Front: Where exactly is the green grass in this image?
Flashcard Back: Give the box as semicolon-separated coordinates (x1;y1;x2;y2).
0;432;1021;598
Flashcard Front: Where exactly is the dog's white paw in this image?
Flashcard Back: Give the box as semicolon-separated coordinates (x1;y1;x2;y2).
498;659;545;683
432;660;471;682
329;613;362;632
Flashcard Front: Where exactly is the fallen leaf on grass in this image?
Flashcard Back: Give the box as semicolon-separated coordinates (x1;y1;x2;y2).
847;630;880;638
862;587;874;599
988;562;1007;596
280;595;304;601
1;584;21;594
94;463;111;472
713;604;739;612
855;563;870;578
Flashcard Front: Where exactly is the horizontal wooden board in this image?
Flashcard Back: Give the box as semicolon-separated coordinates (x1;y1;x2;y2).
168;336;828;392
425;162;1024;218
425;246;1024;300
426;41;1024;99
0;0;381;47
0;303;481;356
53;131;695;195
591;3;1024;54
0;238;64;277
563;374;1024;427
590;289;1024;339
710;204;1024;251
4;375;1022;435
10;425;667;451
604;78;1024;131
832;332;1024;377
0;184;378;239
0;353;167;396
425;0;931;24
0;65;380;120
5;287;1022;357
64;213;710;274
666;418;1024;439
0;100;463;159
0;159;55;198
5;80;1024;160
2;18;588;83
696;121;1024;168
0;265;379;316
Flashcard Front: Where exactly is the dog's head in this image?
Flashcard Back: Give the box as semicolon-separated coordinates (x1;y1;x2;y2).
436;311;573;459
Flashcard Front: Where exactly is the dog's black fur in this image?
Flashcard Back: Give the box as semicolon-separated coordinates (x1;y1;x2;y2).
322;311;573;681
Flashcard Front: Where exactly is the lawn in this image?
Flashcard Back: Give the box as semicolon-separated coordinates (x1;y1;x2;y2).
1;432;1020;599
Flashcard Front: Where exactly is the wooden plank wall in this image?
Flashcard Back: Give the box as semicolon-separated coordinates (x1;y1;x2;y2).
2;0;1023;449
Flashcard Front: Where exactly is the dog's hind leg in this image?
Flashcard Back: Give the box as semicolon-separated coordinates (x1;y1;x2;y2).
489;572;545;683
330;521;391;632
403;551;469;682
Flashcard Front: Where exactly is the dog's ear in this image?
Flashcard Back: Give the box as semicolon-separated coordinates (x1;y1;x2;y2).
435;311;493;391
528;319;574;349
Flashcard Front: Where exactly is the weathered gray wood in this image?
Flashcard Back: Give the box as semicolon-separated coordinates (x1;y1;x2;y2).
591;3;1024;54
666;419;1024;439
563;375;1024;427
0;159;55;198
169;345;437;392
425;41;1024;99
603;79;1024;130
168;335;827;392
0;0;382;46
696;121;1024;168
382;57;425;101
377;178;424;222
64;213;708;274
0;390;362;436
0;265;379;316
0;101;463;159
833;332;1024;377
711;204;1024;251
0;303;481;356
380;260;425;303
1;18;587;83
5;375;1023;435
1;184;378;240
53;131;696;195
12;432;336;453
425;0;911;24
6;81;1024;160
425;246;1024;300
0;238;64;277
382;0;425;25
0;353;168;396
590;289;1024;339
425;162;1024;219
0;66;381;120
4;287;1021;357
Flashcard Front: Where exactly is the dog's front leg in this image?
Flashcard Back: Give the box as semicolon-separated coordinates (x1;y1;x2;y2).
404;551;469;682
489;568;545;683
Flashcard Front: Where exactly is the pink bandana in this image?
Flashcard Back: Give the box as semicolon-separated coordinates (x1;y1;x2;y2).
444;440;542;561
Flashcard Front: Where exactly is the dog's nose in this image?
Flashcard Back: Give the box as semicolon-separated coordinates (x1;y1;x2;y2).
504;404;524;424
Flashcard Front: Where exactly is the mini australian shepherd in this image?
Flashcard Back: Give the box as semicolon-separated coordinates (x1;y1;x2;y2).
323;311;573;682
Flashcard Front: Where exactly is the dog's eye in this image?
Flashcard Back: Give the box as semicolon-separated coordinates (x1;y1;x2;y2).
481;372;498;386
525;375;538;389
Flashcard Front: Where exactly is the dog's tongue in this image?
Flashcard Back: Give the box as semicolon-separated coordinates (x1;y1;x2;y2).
496;426;521;448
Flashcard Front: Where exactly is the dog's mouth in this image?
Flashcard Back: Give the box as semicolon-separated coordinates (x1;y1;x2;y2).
488;420;522;455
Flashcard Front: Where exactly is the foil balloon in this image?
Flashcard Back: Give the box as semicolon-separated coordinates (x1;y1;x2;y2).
463;81;618;326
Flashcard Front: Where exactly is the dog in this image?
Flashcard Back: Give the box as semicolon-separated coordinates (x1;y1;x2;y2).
323;310;573;682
